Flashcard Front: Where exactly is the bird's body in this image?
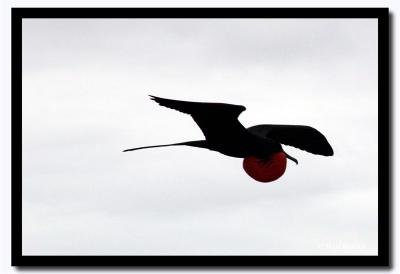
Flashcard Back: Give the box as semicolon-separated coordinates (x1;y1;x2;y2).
124;95;333;182
206;133;282;159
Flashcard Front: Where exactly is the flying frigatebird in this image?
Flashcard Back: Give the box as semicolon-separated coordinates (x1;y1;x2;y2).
124;95;334;182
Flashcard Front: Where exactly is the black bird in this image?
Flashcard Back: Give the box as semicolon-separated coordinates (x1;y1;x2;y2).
124;95;334;183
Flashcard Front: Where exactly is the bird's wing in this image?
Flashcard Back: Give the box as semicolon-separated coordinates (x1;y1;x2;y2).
247;124;334;156
149;95;248;141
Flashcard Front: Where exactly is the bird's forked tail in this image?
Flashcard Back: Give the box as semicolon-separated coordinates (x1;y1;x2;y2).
123;140;208;152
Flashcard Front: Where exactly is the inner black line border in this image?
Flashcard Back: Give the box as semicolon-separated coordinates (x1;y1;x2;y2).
11;7;390;267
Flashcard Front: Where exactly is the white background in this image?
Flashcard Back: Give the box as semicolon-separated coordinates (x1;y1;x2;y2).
21;18;378;256
0;0;398;273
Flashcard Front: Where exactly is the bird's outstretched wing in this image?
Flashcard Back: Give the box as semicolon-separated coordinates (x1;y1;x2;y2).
149;95;248;142
247;124;334;156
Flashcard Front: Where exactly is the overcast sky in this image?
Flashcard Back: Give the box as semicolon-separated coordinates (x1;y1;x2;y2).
22;18;378;255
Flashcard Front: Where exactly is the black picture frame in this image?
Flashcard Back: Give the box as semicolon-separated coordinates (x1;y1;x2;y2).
12;7;390;267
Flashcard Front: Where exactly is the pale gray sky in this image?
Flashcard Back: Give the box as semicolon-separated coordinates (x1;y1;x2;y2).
22;18;378;255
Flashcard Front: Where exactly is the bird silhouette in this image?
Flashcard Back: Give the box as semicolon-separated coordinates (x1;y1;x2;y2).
124;95;334;183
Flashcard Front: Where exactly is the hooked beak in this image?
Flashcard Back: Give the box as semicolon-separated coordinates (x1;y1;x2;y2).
284;152;298;165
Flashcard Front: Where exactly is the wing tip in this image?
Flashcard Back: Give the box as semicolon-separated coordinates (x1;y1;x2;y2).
321;144;334;156
148;94;157;100
149;95;165;105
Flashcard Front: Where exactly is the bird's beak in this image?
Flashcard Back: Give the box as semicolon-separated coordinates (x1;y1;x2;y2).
284;152;298;165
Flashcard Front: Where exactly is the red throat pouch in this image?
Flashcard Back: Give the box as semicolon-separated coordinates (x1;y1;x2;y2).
243;152;287;183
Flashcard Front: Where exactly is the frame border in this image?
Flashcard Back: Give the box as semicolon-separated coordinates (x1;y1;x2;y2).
11;7;390;267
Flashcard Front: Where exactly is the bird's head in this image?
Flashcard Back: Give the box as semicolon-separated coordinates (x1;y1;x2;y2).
283;151;298;165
